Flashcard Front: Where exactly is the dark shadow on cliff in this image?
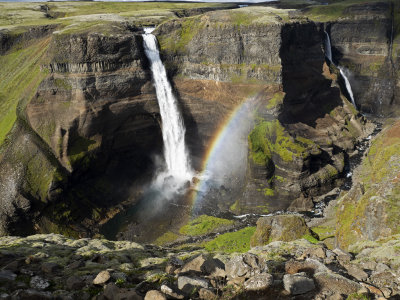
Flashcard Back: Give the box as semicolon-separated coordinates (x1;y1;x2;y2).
279;22;343;126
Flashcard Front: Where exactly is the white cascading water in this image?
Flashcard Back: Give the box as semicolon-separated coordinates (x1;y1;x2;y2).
142;28;192;186
324;31;357;109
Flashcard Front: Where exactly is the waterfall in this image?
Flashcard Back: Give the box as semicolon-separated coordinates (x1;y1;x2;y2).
142;28;192;185
324;31;357;109
324;31;333;63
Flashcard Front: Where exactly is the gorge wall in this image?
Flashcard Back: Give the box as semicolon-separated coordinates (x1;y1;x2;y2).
0;1;398;238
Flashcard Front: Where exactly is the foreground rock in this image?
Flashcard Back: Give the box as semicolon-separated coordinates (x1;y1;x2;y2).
0;233;398;299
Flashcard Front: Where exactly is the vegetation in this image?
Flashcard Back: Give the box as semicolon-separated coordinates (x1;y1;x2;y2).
203;227;256;253
179;215;234;236
248;119;317;166
0;38;50;146
266;91;285;110
154;231;180;246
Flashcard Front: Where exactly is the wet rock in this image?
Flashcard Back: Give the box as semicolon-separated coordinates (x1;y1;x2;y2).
198;288;217;300
225;253;267;279
41;262;60;274
177;276;209;290
251;215;310;247
283;272;315;295
103;282;120;299
67;260;85;269
160;284;184;299
30;276;50;290
93;270;111;285
144;290;167;300
244;273;273;291
66;276;85;290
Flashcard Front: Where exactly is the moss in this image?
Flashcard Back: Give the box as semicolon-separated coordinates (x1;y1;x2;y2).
154;231;180;246
346;293;371;300
263;188;274;197
266;91;285;110
248;119;316;167
179;215;234;236
311;226;335;240
53;78;72;90
67;134;99;169
302;234;319;244
203;227;256;253
229;200;240;213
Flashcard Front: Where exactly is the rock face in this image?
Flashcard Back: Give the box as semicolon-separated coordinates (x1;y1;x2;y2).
328;1;400;116
250;215;311;247
156;9;374;214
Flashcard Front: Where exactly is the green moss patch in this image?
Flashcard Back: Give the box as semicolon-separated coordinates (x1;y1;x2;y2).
154;231;180;246
266;91;285;110
179;215;234;236
248;119;317;166
0;38;50;146
203;227;256;253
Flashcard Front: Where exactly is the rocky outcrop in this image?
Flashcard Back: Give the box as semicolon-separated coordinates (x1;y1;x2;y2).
326;1;400;116
0;233;399;299
335;120;400;249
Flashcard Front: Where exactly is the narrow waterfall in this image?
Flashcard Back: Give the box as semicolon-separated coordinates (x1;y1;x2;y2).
142;28;192;184
324;31;357;109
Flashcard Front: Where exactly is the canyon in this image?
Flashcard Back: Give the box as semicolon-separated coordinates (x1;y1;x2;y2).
0;0;399;298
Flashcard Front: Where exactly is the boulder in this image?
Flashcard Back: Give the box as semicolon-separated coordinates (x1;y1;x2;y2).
177;276;209;290
283;272;315;295
250;215;311;247
314;272;361;294
66;276;85;290
160;284;184;299
198;288;217;300
41;262;60;274
244;273;273;291
93;270;111;285
179;254;224;275
225;253;267;279
285;258;330;275
144;290;167;300
30;276;50;290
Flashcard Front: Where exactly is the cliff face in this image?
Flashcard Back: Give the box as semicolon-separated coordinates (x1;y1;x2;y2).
156;9;372;213
327;1;400;116
0;26;164;236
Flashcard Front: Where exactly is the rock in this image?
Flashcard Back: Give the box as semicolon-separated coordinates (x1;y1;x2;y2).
67;260;85;269
41;262;60;274
283;272;315;295
344;264;368;281
179;254;224;276
66;276;85;290
144;290;167;300
225;253;267;279
93;270;111;285
30;276;50;290
103;283;120;299
10;289;52;299
0;270;16;282
227;277;246;287
198;288;217;300
250;215;310;247
244;273;273;291
314;272;361;294
177;276;209;290
160;284;184;299
285;258;329;275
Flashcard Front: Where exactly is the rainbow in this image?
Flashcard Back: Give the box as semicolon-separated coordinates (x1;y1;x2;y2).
190;95;260;211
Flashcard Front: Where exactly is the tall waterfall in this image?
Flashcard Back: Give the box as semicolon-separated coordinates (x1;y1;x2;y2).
142;28;192;184
324;31;357;109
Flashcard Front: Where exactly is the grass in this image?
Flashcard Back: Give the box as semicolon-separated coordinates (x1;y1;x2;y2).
0;38;50;146
203;227;256;253
266;91;285;110
179;215;234;236
154;231;180;246
0;2;233;32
